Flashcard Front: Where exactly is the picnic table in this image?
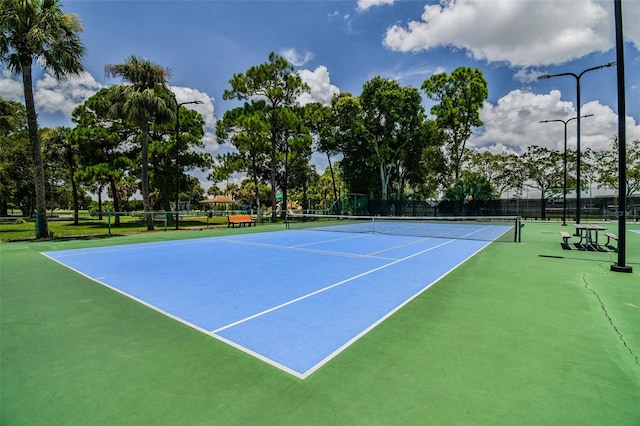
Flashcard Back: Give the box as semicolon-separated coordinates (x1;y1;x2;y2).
573;223;608;251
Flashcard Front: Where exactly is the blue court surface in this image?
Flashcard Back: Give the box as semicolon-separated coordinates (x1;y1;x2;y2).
43;226;510;379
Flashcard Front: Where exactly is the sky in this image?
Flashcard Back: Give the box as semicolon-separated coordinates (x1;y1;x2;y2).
2;0;640;191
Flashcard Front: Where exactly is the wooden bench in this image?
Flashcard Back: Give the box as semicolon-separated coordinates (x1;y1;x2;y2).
560;231;573;250
603;232;618;251
227;214;255;228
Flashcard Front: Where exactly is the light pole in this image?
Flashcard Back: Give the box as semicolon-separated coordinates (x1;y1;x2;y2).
611;0;632;273
539;114;594;226
172;96;203;230
538;61;615;224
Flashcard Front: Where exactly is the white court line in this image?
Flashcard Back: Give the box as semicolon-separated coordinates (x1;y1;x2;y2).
300;238;494;379
221;237;399;260
212;223;501;336
225;230;445;260
211;238;457;334
377;223;496;239
41;225;503;379
364;236;434;257
46;237;218;258
222;238;373;259
290;231;371;248
40;252;214;336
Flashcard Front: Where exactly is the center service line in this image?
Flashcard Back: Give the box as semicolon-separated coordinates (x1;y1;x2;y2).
210;238;457;334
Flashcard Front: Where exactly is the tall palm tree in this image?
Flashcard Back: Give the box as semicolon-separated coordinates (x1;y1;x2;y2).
0;0;86;238
105;56;174;231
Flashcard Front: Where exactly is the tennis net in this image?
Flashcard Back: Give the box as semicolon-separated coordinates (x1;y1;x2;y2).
285;213;522;243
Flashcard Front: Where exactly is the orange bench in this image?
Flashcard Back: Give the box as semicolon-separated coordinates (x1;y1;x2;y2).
227;214;255;228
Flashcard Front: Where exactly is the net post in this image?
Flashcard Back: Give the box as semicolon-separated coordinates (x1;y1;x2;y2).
516;216;522;242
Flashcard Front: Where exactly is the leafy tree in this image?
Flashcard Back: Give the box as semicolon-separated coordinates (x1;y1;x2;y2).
222;52;309;221
522;145;565;220
106;176;137;211
215;102;271;213
330;79;430;202
285;141;317;211
467;150;526;198
1;0;86;237
421;67;488;186
105;55;175;230
444;171;496;215
148;106;208;215
580;148;597;196
312;165;346;211
0;97;32;215
393;118;444;200
274;107;312;213
360;77;426;201
593;137;640;206
303;102;341;203
180;175;206;208
327;93;377;196
71;87;134;225
415;142;447;199
206;184;222;197
41;126;81;224
222;182;241;200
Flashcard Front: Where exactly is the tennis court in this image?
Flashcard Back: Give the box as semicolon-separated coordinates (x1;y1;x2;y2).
42;217;515;378
3;221;639;424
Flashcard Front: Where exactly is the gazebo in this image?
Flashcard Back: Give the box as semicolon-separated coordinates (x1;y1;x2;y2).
200;196;236;215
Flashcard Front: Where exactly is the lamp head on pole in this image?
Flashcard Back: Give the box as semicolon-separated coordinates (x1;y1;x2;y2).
539;119;562;123
180;100;204;107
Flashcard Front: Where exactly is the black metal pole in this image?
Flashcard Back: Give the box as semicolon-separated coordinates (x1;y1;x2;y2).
175;102;180;230
562;121;567;226
539;114;593;226
538;64;615;226
611;0;632;273
575;78;582;225
173;99;203;231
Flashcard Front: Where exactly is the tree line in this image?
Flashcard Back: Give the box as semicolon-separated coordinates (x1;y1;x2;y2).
2;0;638;236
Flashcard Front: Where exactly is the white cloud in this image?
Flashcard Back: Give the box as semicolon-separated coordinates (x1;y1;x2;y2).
297;65;341;106
170;85;216;130
622;0;640;50
0;69;24;101
470;89;640;153
383;0;640;67
280;48;314;67
170;87;220;179
513;68;548;84
33;71;104;115
381;64;439;84
2;69;104;115
357;0;394;12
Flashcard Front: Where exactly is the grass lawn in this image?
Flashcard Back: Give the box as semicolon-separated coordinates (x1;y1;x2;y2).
1;221;639;425
0;212;238;241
